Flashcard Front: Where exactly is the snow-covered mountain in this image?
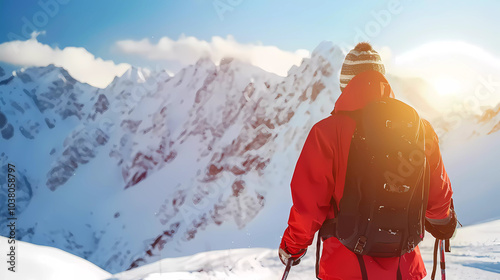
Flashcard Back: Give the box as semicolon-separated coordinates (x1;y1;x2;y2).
0;41;498;275
0;42;344;273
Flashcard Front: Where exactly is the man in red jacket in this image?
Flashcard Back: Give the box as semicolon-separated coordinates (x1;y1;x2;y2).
279;42;456;280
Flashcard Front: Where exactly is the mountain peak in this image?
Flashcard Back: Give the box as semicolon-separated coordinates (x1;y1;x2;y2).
312;41;337;56
106;66;153;88
12;64;76;85
310;41;345;72
122;66;152;82
195;56;215;68
220;57;234;66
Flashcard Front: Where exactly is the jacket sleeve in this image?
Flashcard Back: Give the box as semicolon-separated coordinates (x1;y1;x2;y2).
281;122;335;253
423;120;453;222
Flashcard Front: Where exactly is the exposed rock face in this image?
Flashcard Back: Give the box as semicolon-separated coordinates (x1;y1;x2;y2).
46;127;109;190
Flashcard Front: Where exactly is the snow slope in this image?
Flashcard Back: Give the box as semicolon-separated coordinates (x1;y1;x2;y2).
2;219;494;280
114;220;500;279
112;219;500;280
0;236;111;280
436;102;500;225
442;125;500;226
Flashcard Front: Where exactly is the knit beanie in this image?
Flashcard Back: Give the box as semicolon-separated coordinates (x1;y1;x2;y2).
340;42;385;92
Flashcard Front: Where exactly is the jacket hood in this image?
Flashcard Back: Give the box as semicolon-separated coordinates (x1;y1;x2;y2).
333;70;395;113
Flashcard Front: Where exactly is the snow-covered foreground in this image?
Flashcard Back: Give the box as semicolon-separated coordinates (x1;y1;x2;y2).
3;220;496;280
0;236;111;280
113;220;500;280
420;219;500;279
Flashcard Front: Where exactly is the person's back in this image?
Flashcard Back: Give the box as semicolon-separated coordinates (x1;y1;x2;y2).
278;42;457;280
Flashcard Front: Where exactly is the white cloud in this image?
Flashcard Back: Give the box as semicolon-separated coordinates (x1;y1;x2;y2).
0;33;130;88
394;41;500;68
115;35;310;76
380;41;500;112
390;41;500;91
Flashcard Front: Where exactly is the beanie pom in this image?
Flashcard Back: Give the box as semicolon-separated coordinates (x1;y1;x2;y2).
339;42;384;92
354;42;373;52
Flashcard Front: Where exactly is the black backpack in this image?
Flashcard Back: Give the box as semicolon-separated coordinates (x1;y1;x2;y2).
316;98;430;278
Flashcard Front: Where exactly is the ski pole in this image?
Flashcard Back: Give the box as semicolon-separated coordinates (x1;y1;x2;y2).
439;239;446;280
281;258;293;280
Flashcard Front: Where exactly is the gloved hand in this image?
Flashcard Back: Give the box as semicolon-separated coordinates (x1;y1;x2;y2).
425;208;457;240
279;240;307;266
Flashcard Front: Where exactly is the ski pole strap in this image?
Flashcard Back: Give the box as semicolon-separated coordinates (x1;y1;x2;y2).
445;239;451;252
431;239;439;280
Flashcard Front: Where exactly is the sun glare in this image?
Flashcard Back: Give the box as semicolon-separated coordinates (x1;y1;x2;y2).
431;77;463;96
393;40;500;98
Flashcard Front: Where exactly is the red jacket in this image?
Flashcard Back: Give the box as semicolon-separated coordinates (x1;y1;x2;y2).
281;70;453;280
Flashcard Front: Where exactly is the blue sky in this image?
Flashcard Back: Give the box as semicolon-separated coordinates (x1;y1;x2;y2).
1;0;498;51
0;0;499;90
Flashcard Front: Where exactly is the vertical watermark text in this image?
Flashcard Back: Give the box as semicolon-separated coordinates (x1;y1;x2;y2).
5;163;17;273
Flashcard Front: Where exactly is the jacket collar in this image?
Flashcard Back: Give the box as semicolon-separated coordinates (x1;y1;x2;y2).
333;70;395;114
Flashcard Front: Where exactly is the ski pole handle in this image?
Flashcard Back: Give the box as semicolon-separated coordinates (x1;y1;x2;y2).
281;258;293;280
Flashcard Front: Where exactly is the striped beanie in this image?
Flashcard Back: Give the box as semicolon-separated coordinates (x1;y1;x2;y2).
340;42;385;92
